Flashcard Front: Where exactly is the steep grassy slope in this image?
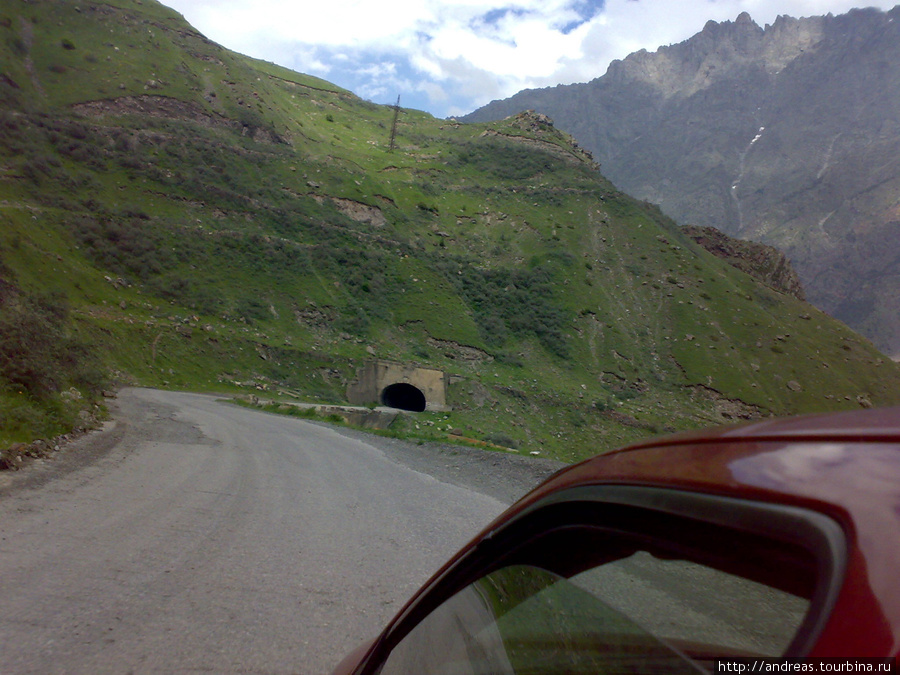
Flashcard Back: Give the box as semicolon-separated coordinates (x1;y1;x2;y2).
2;0;899;462
464;8;900;358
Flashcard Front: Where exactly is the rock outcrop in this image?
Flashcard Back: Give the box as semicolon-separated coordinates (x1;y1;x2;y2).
683;225;805;301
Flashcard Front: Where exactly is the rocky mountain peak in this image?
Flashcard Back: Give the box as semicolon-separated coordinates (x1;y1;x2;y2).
606;11;825;98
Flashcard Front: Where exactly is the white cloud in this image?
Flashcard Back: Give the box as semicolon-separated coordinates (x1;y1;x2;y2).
418;80;451;103
161;0;899;117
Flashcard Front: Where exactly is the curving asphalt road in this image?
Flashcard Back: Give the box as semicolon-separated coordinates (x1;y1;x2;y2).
0;388;561;675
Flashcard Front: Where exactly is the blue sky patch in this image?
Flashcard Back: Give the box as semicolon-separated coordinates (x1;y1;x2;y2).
559;0;606;34
478;6;532;27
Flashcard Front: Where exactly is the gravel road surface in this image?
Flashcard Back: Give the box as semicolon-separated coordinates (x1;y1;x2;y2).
0;388;563;675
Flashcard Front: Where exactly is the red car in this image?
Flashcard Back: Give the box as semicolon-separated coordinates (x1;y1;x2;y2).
333;406;900;674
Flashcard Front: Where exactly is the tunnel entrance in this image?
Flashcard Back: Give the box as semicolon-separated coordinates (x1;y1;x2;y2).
381;383;427;412
347;360;449;411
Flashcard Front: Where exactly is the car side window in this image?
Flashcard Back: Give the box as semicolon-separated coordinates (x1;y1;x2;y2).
571;551;809;658
380;563;706;675
374;492;837;675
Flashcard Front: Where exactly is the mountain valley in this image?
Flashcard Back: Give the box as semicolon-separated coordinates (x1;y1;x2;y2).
2;0;900;464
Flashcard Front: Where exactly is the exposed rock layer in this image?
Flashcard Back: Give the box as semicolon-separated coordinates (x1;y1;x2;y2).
683;225;805;301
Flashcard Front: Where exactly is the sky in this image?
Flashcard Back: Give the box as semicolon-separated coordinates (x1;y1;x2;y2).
160;0;899;118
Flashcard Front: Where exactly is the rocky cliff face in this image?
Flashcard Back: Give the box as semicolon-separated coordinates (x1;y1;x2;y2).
683;226;806;301
464;7;900;357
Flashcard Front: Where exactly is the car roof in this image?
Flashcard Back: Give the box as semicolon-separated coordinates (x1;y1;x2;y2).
618;405;900;452
543;405;900;509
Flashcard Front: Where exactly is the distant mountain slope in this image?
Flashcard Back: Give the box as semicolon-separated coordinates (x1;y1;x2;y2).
463;7;900;358
2;0;900;462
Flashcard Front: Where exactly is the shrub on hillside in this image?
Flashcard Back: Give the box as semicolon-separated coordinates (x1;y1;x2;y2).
0;290;106;400
235;297;269;324
454;139;568;181
436;258;570;359
71;216;174;280
147;274;222;315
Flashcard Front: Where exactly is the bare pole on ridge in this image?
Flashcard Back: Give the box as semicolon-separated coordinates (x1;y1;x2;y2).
388;95;400;152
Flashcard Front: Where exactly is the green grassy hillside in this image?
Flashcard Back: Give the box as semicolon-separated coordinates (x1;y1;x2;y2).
2;0;899;462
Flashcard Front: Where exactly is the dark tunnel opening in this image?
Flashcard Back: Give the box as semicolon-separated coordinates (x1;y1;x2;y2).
381;383;427;412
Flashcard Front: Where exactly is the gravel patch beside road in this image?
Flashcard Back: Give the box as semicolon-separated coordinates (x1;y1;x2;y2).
320;423;567;506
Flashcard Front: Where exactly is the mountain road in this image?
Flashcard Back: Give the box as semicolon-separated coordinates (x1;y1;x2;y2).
0;388;562;675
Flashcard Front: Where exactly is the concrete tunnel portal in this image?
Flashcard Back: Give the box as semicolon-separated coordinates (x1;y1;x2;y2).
347;361;450;412
380;383;427;412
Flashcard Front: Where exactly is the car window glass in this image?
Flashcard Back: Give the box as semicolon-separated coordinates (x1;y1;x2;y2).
571;551;810;658
379;545;813;675
379;564;704;675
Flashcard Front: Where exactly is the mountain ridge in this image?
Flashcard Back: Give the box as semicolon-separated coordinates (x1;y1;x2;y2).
463;6;900;357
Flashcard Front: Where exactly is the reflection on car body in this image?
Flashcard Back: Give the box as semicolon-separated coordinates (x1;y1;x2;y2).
333;406;900;674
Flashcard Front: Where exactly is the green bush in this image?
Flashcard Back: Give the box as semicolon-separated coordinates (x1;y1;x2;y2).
235;297;269;324
436;258;570;358
0;401;50;438
454;138;567;181
483;432;518;449
148;275;223;315
0;290;107;400
71;215;174;280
